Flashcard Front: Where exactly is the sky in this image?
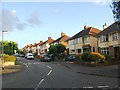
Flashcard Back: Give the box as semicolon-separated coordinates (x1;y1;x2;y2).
0;0;115;49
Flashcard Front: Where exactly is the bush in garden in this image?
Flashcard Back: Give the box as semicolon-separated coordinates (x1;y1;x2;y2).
81;52;91;62
90;52;105;63
74;54;82;61
3;55;16;62
102;54;115;62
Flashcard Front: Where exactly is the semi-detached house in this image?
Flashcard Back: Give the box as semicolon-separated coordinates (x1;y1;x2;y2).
98;22;120;59
40;37;54;54
68;26;101;54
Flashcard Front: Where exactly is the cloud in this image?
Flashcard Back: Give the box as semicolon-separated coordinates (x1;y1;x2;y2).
0;8;28;31
94;0;111;5
27;12;41;27
16;22;28;30
0;8;41;32
0;8;19;31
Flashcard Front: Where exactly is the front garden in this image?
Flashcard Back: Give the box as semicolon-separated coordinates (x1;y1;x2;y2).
65;52;118;67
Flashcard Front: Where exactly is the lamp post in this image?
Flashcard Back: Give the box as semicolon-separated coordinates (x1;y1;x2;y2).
2;30;8;69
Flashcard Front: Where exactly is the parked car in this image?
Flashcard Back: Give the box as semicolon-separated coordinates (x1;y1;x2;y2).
25;53;34;59
41;54;51;62
18;54;24;57
67;55;75;61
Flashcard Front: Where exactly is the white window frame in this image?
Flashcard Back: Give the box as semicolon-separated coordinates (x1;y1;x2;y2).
112;33;118;41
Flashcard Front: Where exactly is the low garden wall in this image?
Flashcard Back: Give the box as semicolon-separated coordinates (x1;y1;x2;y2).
0;54;16;66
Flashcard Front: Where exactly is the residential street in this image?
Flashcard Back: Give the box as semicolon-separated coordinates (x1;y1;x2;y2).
2;57;119;89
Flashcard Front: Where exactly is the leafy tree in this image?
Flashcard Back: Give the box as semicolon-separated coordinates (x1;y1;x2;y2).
0;41;18;55
48;45;57;55
110;1;120;22
48;44;66;56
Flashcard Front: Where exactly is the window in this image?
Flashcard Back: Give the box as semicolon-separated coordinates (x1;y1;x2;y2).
84;37;89;43
77;49;81;53
112;33;118;41
100;48;109;54
100;35;109;42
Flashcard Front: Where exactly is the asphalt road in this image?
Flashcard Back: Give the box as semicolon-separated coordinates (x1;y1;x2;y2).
2;57;119;89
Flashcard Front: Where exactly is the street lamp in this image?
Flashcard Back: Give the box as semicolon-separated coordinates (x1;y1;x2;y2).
2;30;8;69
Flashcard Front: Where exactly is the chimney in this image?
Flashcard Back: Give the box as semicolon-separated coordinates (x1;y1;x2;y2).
48;37;51;40
40;40;43;43
84;26;90;29
61;32;65;36
103;23;107;30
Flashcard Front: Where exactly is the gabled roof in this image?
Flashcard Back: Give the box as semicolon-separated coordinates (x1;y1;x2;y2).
98;22;120;36
51;35;70;44
41;37;54;45
38;41;44;46
68;26;101;41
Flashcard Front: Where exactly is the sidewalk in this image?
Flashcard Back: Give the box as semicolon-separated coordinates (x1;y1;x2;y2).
0;63;25;75
61;61;120;78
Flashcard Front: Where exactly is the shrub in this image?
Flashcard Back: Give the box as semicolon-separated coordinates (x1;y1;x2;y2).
90;52;105;63
3;55;16;62
102;54;114;61
74;54;82;61
81;52;91;62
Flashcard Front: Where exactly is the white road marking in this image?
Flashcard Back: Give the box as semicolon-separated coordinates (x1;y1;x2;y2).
47;70;52;76
83;86;93;88
47;66;52;69
35;79;44;90
28;63;31;65
97;86;109;88
23;63;28;68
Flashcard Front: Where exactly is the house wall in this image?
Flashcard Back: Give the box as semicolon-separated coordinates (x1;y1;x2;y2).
109;32;119;46
118;32;120;45
68;40;75;54
74;37;83;54
60;41;67;47
90;36;99;52
98;39;109;47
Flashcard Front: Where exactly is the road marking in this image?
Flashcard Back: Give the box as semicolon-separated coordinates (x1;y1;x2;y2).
83;86;93;88
97;86;109;88
35;79;44;90
47;66;52;69
34;62;37;64
47;70;52;76
23;63;28;68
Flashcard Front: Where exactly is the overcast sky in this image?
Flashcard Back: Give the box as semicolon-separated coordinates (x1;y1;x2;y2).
0;1;115;49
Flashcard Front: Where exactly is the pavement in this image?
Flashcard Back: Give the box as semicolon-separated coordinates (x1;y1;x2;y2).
61;61;120;78
0;63;25;75
0;60;120;78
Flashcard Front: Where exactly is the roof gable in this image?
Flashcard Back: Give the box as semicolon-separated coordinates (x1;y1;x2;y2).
68;26;101;41
51;35;70;44
98;22;120;36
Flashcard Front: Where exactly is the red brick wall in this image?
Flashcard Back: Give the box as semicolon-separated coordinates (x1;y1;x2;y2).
109;46;114;57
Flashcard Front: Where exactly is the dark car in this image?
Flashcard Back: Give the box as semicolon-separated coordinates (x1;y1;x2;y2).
68;55;75;61
41;54;51;62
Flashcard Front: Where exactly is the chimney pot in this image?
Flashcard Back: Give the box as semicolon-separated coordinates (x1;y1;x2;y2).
61;32;65;36
48;37;51;40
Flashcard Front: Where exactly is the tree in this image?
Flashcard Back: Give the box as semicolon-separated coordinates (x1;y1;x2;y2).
0;41;18;55
48;44;66;56
110;1;120;22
